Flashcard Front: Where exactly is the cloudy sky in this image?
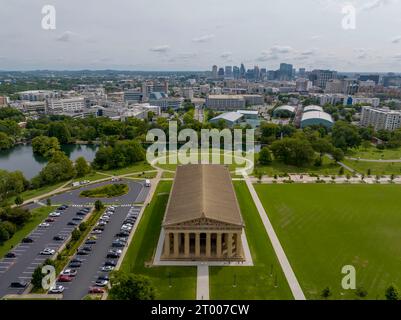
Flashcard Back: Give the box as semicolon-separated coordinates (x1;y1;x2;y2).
0;0;401;71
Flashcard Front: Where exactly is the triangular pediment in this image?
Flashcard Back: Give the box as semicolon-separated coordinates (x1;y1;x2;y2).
164;217;241;228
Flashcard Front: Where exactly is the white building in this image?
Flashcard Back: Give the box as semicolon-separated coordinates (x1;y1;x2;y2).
360;107;401;131
206;95;246;111
46;97;85;114
19;90;60;101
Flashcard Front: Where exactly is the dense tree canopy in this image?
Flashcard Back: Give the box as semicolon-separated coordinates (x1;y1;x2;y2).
31;136;61;158
271;137;316;167
109;272;156;300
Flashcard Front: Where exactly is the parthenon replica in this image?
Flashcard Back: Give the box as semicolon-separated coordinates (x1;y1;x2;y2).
162;164;245;261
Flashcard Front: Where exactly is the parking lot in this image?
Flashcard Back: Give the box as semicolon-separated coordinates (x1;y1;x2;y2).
61;206;142;299
0;178;149;299
0;206;83;297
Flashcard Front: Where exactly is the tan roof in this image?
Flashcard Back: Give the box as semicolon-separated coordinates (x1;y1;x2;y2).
163;164;244;227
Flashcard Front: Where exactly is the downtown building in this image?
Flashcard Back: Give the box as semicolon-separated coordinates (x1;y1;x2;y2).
360;106;401;131
46;97;85;114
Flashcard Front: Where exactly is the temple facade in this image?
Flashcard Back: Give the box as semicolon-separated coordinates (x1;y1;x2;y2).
161;164;245;261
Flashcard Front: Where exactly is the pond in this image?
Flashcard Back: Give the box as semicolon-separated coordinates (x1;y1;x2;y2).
0;144;98;179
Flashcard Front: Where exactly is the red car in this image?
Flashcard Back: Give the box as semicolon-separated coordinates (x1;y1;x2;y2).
45;218;55;223
89;287;105;294
58;275;73;282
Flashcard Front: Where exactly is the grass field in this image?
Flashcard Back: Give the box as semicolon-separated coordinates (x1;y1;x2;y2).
119;181;196;299
255;156;345;177
0;206;55;259
347;146;401;160
254;184;401;300
342;159;401;176
72;172;108;183
209;181;293;300
80;184;128;198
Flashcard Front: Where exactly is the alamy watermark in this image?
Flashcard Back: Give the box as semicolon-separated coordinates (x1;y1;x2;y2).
41;5;56;30
146;121;255;175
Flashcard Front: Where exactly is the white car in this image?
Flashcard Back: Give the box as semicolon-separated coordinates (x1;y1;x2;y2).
40;248;55;255
39;222;50;228
49;285;64;294
61;269;77;276
49;212;61;217
95;279;109;287
92;229;103;234
101;266;114;272
145;179;151;187
108;249;122;254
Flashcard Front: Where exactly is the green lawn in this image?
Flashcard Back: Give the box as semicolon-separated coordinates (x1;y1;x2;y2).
209;181;293;300
255;184;401;300
7;182;66;205
80;184;128;198
99;161;154;176
255;156;345;177
73;172;108;183
347;146;401;160
0;206;55;258
119;181;196;299
342;159;401;176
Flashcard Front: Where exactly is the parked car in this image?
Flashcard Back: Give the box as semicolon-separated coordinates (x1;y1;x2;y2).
85;239;96;245
5;252;17;258
116;231;130;237
58;205;69;210
77;250;88;256
89;287;105;294
72;217;83;221
104;260;117;267
109;249;122;254
76;211;87;216
39;222;50;228
145;179;151;187
98;274;109;281
82;246;92;252
10;281;28;288
69;262;82;268
45;218;55;223
82;207;91;213
40;248;55;255
61;269;78;277
22;237;34;243
49;285;65;294
95;279;109;287
71;258;83;263
68;221;79;226
112;241;125;248
58;275;73;282
53;235;65;241
101;265;114;272
92;229;103;234
49;212;61;217
106;252;120;259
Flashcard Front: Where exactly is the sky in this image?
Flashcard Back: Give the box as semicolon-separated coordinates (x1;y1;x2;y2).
0;0;401;72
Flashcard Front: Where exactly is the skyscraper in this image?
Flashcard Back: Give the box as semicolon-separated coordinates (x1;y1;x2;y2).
233;66;240;79
240;63;246;78
225;66;233;79
212;65;218;79
218;67;225;79
279;63;293;81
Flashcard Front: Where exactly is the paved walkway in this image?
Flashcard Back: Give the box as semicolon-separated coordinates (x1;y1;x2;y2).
346;157;401;163
196;265;209;300
243;173;306;300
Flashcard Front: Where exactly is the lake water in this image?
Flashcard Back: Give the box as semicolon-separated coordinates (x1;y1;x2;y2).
0;144;98;179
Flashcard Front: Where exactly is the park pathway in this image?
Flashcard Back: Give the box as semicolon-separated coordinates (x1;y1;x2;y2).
243;173;306;300
196;265;210;300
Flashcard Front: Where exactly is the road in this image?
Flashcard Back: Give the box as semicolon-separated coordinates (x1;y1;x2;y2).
0;206;79;297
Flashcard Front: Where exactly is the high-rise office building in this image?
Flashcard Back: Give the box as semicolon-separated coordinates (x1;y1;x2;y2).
254;66;260;81
233;66;240;79
212;65;218;79
225;66;233;79
309;69;338;89
218;67;225;79
240;63;246;78
279;63;293;81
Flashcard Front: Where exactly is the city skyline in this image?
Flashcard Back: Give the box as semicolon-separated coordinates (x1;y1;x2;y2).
1;0;401;72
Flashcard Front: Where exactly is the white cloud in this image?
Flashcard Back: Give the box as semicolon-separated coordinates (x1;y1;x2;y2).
220;51;233;59
391;36;401;44
360;0;397;11
192;34;215;43
149;45;170;53
56;31;76;42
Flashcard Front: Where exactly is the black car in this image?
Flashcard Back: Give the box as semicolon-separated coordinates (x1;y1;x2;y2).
77;250;88;256
68;221;78;226
112;241;125;248
106;252;120;259
72;217;83;221
76;211;87;216
85;240;96;245
10;281;28;288
82;246;92;252
104;260;117;267
22;237;34;243
98;274;109;281
5;252;17;258
116;231;130;237
53;235;65;241
71;258;83;263
82;207;90;213
58;205;68;210
69;262;82;268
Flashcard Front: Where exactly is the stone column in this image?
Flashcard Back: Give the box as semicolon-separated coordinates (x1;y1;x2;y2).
195;233;200;257
216;233;222;258
227;233;233;258
236;232;243;258
164;231;170;258
173;232;179;257
184;232;190;257
206;233;211;257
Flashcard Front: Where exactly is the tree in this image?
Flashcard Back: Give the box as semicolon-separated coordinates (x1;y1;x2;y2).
71;228;81;241
332;148;345;162
32;136;61;158
75;157;90;178
48;122;71;144
0;223;10;242
271;138;315;167
109;272;156;300
0;132;14;150
321;287;332;299
46;198;52;206
361;140;371;151
95;200;104;211
331;121;361;150
258;147;272;165
385;285;399;300
14;195;23;205
31;266;43;289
